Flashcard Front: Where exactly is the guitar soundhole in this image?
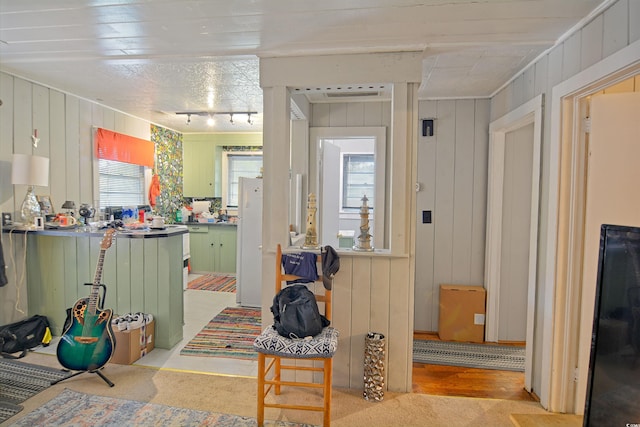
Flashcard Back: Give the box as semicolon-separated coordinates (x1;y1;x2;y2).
73;300;87;325
97;311;110;324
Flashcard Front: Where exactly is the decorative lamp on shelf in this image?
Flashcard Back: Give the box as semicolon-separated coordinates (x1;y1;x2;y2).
11;154;50;226
61;200;76;216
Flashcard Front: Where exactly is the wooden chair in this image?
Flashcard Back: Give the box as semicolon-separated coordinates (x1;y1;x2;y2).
253;244;338;427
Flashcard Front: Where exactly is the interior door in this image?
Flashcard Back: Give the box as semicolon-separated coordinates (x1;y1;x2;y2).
320;141;341;247
499;123;534;341
576;91;640;409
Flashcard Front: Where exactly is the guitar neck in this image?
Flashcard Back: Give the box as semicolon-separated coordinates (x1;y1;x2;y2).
88;248;106;315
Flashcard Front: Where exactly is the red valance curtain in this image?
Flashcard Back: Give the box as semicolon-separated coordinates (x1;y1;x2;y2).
95;128;155;167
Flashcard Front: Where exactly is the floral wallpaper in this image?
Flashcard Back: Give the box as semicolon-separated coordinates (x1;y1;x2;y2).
148;134;261;222
151;124;183;223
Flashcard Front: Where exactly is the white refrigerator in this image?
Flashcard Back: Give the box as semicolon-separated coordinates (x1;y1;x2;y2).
236;177;263;307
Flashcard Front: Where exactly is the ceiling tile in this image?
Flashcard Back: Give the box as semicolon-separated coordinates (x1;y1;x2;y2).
0;0;606;132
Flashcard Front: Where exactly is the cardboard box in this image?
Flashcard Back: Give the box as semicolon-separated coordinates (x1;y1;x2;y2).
438;285;486;343
110;319;155;365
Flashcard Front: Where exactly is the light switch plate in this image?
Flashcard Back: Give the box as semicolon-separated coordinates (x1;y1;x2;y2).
474;313;485;325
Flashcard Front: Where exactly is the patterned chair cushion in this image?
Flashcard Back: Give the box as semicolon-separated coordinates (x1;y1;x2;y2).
253;325;339;358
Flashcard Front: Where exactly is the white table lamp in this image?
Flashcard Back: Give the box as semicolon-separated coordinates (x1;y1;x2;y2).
11;154;50;225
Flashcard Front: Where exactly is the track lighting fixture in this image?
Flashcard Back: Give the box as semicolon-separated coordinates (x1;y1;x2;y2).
175;111;257;126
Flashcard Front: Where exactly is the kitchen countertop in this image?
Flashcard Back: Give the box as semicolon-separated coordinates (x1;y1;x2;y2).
2;224;189;238
184;221;237;226
3;222;187;349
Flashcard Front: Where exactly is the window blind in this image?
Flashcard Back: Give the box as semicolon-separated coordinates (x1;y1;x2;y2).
226;154;262;207
342;154;375;209
98;159;144;209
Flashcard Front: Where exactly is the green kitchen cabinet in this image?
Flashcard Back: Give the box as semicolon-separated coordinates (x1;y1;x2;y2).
214;226;237;273
187;225;237;273
187;225;213;271
183;140;215;197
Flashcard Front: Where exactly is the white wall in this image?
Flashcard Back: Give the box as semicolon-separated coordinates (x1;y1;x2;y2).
260;52;421;392
490;0;640;407
414;99;489;333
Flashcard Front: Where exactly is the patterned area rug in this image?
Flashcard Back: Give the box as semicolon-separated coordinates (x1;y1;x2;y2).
187;274;236;292
0;359;72;423
413;340;525;372
7;388;314;426
180;307;261;359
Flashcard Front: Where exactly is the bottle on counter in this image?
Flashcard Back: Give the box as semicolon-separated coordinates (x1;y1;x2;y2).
180;207;189;223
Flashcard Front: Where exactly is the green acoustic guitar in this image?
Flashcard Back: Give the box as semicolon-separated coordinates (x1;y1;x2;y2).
57;229;116;371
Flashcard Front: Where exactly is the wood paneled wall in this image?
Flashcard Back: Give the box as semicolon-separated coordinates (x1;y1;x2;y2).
24;232;184;348
307;100;414;390
0;72;152;326
261;80;418;393
489;0;640;404
414;99;490;333
330;254;412;390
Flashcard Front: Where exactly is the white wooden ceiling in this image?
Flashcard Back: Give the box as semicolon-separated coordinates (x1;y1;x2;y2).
0;0;607;133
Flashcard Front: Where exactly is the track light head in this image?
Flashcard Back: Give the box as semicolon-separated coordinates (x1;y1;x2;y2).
176;111;257;126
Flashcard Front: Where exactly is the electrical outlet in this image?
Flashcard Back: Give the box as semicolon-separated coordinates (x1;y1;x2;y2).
474;313;485;325
1;212;11;226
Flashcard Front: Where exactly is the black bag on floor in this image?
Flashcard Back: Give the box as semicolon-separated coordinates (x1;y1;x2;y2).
271;284;329;339
0;314;52;359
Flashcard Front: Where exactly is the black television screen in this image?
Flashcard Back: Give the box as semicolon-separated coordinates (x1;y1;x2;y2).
584;224;640;426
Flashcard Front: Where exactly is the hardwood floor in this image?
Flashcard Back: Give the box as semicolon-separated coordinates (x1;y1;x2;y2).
412;332;537;402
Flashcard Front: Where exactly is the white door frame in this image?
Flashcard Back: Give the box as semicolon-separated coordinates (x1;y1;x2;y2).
485;94;543;392
310;126;387;250
542;39;640;412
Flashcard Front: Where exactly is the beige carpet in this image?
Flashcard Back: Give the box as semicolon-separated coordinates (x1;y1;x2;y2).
510;413;582;427
2;352;553;427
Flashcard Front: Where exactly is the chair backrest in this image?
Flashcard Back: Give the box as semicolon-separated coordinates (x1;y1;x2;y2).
276;244;332;321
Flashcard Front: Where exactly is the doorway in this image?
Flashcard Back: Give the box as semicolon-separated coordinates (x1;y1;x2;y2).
485;95;543;392
412;98;533;401
551;68;640;413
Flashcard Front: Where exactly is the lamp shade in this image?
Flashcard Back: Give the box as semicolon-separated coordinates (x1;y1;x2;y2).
62;201;76;210
11;154;50;187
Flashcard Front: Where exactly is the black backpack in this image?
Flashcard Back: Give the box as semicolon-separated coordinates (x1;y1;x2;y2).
0;315;52;359
271;284;329;339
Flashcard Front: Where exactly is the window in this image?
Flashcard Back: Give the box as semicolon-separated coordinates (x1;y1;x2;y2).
98;159;144;209
223;152;263;208
341;153;375;210
309;127;386;249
